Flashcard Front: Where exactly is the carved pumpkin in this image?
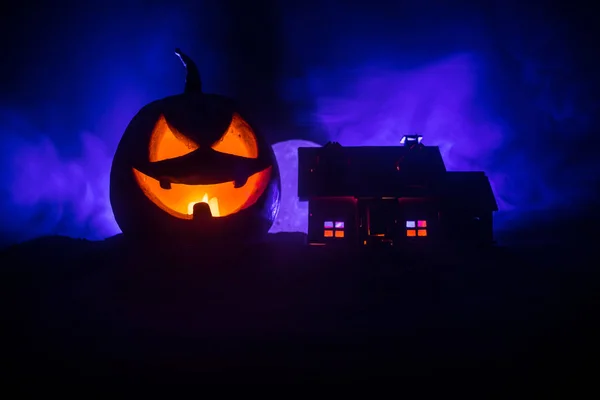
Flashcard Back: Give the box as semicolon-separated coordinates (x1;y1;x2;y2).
110;49;280;242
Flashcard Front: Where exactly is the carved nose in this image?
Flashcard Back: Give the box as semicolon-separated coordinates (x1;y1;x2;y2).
192;202;213;220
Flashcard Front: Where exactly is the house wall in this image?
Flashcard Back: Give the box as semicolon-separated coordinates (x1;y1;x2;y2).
353;197;440;247
307;196;495;248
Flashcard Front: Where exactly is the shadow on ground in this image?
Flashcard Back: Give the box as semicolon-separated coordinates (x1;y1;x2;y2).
1;221;598;383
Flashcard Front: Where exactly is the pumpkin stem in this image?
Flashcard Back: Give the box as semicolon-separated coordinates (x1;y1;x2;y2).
174;48;202;94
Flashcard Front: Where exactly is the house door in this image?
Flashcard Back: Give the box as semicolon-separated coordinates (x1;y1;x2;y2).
367;200;399;239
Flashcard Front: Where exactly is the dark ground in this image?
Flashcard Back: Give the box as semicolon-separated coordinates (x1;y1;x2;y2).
1;218;599;384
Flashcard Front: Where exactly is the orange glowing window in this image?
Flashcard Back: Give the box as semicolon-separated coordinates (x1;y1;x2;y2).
323;220;345;239
407;219;428;238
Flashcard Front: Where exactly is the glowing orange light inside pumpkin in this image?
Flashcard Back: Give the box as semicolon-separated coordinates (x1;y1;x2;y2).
133;113;271;219
211;114;258;159
149;115;199;162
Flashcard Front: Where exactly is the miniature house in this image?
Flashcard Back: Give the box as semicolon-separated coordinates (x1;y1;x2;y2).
297;135;498;248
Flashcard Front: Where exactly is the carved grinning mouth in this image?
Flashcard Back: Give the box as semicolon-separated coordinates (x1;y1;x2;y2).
132;166;272;219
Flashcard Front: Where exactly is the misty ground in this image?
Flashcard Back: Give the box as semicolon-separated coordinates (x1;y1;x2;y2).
1;217;599;383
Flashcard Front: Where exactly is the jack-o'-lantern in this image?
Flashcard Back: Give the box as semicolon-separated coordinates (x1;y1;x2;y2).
110;49;280;242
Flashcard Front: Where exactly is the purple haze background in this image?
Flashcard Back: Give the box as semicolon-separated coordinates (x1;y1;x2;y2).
0;1;598;247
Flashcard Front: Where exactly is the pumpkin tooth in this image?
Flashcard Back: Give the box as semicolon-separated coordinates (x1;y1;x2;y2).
190;202;212;219
234;175;248;188
159;179;171;190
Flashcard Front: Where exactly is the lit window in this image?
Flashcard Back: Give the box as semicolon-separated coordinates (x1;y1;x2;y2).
406;220;427;238
323;219;345;239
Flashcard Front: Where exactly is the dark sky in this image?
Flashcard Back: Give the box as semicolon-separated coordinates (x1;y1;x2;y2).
2;0;595;139
0;0;598;244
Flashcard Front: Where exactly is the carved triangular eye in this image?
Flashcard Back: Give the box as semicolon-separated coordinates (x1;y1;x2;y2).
211;113;259;159
149;114;199;162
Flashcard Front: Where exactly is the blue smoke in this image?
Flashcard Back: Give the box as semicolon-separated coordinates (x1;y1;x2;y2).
276;2;599;230
0;1;229;246
0;1;597;247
